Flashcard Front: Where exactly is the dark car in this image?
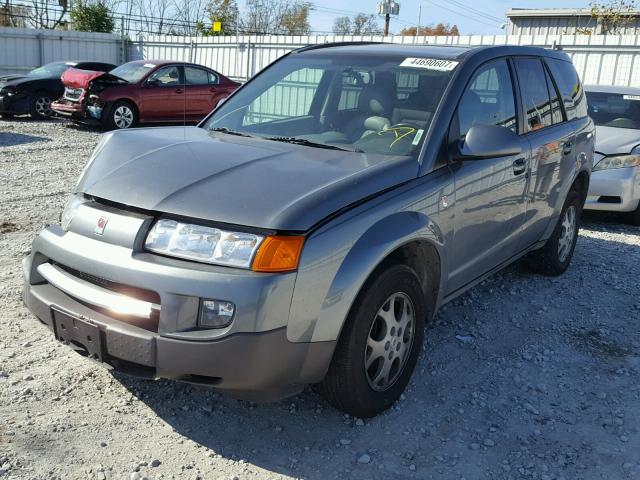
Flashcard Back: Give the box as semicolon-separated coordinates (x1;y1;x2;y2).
24;44;593;417
51;60;240;129
0;61;116;119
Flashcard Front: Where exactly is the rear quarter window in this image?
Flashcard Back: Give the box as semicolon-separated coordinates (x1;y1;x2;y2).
546;58;588;121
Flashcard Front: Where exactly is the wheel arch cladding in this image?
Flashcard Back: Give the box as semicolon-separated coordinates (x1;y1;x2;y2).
571;170;590;203
287;210;444;344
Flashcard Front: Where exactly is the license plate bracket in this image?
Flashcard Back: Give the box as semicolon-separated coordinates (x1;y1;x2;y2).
52;308;103;362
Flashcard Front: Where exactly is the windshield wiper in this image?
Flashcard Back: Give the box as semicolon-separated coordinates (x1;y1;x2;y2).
210;127;252;137
265;136;362;152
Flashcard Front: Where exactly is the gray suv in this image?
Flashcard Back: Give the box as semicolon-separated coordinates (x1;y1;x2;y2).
23;44;594;417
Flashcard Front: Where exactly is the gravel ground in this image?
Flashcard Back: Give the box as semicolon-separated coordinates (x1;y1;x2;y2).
1;118;640;480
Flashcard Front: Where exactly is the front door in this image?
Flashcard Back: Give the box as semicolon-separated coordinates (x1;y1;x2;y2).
140;65;185;122
447;58;530;293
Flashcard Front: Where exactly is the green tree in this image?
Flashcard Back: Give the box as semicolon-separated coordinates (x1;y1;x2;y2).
205;0;239;35
70;1;114;33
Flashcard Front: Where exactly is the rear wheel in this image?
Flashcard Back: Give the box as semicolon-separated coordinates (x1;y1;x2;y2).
317;264;426;417
105;101;137;130
29;93;53;119
527;190;582;275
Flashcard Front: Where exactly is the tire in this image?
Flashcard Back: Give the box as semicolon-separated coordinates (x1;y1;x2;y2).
527;189;582;276
317;264;427;417
29;93;53;119
626;202;640;226
105;101;137;130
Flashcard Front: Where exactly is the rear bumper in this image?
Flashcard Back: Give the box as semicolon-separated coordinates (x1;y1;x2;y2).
584;165;640;212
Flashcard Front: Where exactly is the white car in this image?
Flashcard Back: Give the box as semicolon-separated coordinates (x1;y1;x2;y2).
584;85;640;224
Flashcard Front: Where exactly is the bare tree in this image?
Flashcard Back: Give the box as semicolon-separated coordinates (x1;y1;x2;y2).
172;0;209;34
241;0;310;34
333;13;381;35
279;1;310;34
22;0;68;29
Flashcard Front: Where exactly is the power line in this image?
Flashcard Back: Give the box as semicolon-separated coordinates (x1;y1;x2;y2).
444;0;505;23
423;0;503;29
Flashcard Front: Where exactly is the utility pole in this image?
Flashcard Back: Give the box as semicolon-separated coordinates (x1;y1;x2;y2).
416;4;421;36
377;0;400;36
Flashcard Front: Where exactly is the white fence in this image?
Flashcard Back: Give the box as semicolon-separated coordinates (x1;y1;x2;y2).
127;33;640;87
4;28;640;87
0;27;123;75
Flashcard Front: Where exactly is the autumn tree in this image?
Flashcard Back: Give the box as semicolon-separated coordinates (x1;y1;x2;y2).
332;13;382;35
241;0;310;34
400;23;460;36
591;0;637;34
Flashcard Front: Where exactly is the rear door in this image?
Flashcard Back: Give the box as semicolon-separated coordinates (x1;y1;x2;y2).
513;57;577;248
139;65;185;122
447;58;530;293
184;66;223;121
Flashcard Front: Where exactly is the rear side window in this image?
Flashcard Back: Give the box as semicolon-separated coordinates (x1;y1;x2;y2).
515;58;554;131
457;59;517;137
545;67;564;124
185;67;209;85
546;58;588;120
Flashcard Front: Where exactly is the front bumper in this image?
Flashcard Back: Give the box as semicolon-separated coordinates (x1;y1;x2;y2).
584;165;640;212
22;202;334;401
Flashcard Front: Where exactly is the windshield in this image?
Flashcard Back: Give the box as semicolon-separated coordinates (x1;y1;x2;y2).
28;62;76;78
108;62;156;83
202;52;456;157
586;91;640;129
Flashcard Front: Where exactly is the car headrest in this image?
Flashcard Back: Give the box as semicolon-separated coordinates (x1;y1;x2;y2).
358;86;392;115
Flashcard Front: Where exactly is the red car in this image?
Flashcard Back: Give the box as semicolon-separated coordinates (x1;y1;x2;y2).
51;60;239;129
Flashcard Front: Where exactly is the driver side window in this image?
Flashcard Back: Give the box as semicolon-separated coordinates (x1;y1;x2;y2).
457;59;517;138
147;66;181;86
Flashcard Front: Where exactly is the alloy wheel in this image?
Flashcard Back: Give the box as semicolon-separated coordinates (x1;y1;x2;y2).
35;96;52;116
558;205;577;262
113;105;134;129
364;292;415;392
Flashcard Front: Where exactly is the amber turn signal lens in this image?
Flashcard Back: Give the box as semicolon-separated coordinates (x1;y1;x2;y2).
252;236;305;272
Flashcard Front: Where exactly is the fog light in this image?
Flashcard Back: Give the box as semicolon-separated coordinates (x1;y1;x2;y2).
199;299;235;328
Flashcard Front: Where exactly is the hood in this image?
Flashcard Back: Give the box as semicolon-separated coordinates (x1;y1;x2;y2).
61;68;125;89
77;127;419;231
595;125;640;155
0;74;44;89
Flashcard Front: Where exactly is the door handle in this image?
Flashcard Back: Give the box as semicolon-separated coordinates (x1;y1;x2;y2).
175;88;184;94
513;157;527;175
563;142;573;155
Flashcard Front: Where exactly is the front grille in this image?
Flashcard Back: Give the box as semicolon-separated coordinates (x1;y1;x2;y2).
54;263;161;305
63;87;84;102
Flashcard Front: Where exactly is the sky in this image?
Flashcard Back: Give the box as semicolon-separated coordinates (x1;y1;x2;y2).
238;0;591;35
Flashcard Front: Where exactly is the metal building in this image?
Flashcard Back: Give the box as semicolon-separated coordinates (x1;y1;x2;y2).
506;8;640;35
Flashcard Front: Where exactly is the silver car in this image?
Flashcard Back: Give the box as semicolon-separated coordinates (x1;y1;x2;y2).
23;44;594;417
584;85;640;224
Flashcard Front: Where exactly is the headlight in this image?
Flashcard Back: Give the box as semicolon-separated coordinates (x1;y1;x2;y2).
145;218;305;271
2;87;18;96
593;154;640;171
60;194;87;231
145;219;264;268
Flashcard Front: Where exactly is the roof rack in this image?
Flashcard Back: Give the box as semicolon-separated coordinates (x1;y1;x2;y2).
294;41;388;53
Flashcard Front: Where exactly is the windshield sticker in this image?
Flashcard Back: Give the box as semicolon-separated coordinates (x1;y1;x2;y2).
623;94;640;101
412;129;424;145
143;63;156;68
400;57;458;71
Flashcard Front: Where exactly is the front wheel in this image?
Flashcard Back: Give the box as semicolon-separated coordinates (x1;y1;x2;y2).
527;190;582;276
317;264;426;417
105;101;137;130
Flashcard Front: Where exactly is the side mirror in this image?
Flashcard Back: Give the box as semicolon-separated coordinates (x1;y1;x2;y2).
457;124;521;160
145;79;160;87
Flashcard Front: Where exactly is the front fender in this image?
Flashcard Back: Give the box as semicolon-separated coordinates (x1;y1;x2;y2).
287;210;446;344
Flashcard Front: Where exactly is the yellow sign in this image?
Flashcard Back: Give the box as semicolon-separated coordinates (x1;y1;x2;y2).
212;21;222;32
